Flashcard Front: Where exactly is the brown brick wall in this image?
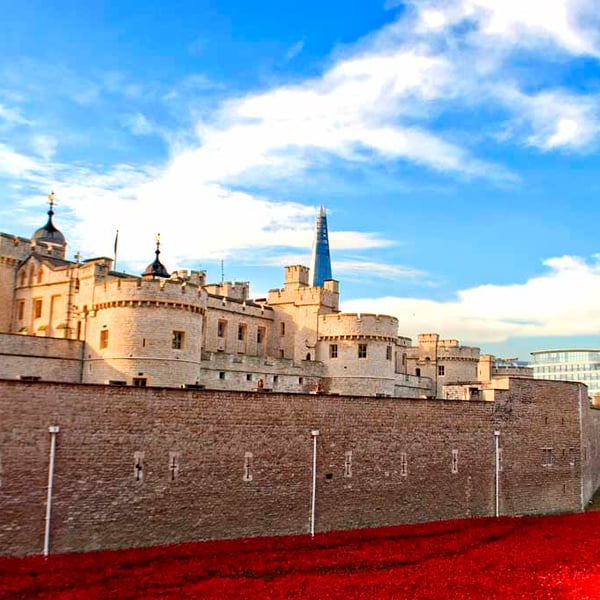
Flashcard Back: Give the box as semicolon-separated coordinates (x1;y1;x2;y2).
493;378;586;516
0;378;597;557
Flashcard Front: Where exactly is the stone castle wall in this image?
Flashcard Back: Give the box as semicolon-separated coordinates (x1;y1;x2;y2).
0;377;597;557
203;295;273;356
406;333;480;397
0;334;83;382
0;233;32;333
199;351;324;393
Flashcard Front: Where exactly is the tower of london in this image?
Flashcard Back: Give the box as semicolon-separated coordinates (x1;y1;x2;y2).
0;196;484;397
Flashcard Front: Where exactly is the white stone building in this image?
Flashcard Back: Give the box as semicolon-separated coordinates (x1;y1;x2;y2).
0;197;489;397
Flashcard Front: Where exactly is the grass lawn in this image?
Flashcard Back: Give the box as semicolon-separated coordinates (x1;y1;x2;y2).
2;511;600;599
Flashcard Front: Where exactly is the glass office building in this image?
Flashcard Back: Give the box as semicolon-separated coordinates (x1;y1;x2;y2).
531;349;600;399
311;206;332;287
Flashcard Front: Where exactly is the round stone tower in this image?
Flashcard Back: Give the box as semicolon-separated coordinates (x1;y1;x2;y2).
82;238;207;387
317;312;399;396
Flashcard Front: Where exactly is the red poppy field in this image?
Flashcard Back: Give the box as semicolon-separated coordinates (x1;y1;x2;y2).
2;511;600;599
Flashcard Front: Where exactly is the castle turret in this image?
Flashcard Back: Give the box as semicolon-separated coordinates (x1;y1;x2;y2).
142;234;170;279
32;192;67;259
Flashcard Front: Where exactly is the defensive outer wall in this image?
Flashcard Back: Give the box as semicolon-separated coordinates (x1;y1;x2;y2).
1;377;600;556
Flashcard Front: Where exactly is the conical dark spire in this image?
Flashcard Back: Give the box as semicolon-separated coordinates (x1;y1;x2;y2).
142;233;170;279
32;191;66;246
311;206;332;287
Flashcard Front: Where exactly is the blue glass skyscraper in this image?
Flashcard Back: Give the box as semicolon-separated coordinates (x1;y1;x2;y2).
311;206;332;287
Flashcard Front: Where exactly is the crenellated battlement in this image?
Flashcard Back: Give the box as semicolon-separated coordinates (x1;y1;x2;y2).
438;346;480;360
92;276;207;310
206;293;273;318
0;233;31;260
268;284;339;309
319;312;399;340
204;280;249;300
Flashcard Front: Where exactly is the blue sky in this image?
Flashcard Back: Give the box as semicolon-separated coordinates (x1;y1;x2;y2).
2;0;600;360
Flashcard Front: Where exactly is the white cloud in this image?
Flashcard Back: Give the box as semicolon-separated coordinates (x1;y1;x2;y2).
4;0;600;277
0;103;30;126
497;87;600;150
31;135;57;160
412;0;600;56
334;260;426;280
285;40;305;61
48;168;391;272
0;143;45;177
121;113;162;137
342;254;600;343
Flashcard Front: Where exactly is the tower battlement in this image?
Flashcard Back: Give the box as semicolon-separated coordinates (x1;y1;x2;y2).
320;312;399;340
93;276;207;309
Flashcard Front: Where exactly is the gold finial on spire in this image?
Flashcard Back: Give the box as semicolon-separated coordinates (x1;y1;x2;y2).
48;191;55;209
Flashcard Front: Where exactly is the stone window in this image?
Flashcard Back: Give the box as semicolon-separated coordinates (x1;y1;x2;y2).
358;343;367;359
37;267;43;284
451;449;459;474
134;451;144;482
280;322;286;336
217;320;227;338
33;298;42;319
569;447;576;466
330;344;338;359
132;377;147;387
17;301;25;321
169;451;180;481
219;371;226;380
542;447;553;467
243;452;253;482
279;349;285;359
273;375;279;384
299;377;303;385
386;346;392;361
257;327;265;344
172;330;185;350
20;271;26;286
415;368;421;377
238;324;247;341
438;365;445;376
246;373;252;381
344;450;352;478
99;329;109;349
400;452;408;477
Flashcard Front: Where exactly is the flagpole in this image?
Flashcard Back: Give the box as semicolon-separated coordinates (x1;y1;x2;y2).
114;229;119;271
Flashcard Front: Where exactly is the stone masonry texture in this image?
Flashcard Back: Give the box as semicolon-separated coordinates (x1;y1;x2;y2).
0;377;599;557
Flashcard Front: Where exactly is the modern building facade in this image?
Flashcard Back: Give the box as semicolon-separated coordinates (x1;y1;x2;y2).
310;205;332;287
531;349;600;401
